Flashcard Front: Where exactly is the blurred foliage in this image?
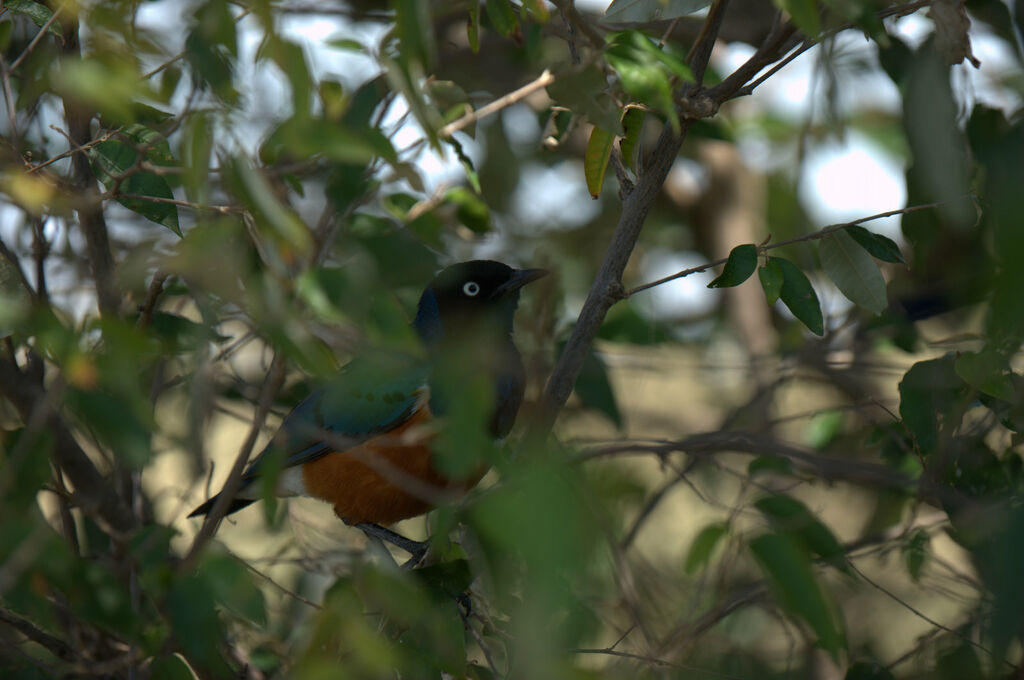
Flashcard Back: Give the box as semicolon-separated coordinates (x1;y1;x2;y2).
0;0;1023;678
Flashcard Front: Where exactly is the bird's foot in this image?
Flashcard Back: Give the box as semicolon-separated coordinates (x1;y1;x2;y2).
354;522;429;569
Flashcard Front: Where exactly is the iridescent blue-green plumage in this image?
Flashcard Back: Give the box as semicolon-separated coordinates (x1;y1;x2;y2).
188;260;545;519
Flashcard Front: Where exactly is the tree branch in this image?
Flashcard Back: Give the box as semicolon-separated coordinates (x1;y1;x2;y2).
527;0;732;440
0;605;79;663
0;359;135;536
624;200;944;297
180;354;287;571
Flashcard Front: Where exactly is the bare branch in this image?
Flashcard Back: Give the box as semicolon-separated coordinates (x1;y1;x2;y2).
0;605;79;663
0;358;135;536
438;69;556;140
180;355;287;571
9;3;65;72
60;19;120;319
527;0;734;440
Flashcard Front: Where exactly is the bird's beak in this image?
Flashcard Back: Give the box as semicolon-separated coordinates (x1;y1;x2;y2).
491;267;549;299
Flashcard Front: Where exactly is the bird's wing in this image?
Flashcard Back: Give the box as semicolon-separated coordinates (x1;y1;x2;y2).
241;350;430;480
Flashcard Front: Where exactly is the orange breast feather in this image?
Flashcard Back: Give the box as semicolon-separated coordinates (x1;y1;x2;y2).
300;406;483;525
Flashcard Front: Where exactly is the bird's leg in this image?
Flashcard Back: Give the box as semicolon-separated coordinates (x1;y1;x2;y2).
353;522;429;569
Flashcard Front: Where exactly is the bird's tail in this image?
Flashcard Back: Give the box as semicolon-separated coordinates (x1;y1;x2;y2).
187;495;257;518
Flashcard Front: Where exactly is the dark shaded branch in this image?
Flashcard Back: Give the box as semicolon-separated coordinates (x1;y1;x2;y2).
180;355;287;571
0;358;135;536
0;605;79;663
527;0;732;440
60;15;120;319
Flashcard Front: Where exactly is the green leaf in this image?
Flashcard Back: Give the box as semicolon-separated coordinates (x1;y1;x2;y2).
685;522;729;574
606;31;691;133
748;532;845;659
184;111;213;204
166;574;232;676
844;225;905;264
845;661;895;680
467;1;481;52
758;258;783;304
392;0;435;69
64;387;152;468
5;0;63;38
708;244;757;288
185;30;238;103
619;105;646;172
197;552;267;626
774;257;824;336
445;186;491;232
754;494;848;571
602;0;711;23
485;0;518;36
584;126;615;199
572;345;622;428
902;529;929;582
228;158;313;260
819;230;888;314
898;355;965;454
547;64;623;134
90;139;181;235
955;349;1016;401
748;455;795;477
412;559;474;601
775;0;820;37
0;254;31;337
150;655;197;680
522;0;550;21
805;409;844;449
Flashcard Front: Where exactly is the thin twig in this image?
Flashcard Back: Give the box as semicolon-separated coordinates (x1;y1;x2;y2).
847;560;1016;669
9;3;64;72
180;355;287;571
438;69;555;139
625;200;944;298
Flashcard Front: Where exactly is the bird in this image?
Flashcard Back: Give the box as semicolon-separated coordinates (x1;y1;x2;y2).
188;260;547;563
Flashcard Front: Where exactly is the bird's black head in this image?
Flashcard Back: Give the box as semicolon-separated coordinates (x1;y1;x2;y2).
412;260;547;346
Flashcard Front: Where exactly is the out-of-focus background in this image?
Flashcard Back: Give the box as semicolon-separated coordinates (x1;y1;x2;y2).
2;0;1024;678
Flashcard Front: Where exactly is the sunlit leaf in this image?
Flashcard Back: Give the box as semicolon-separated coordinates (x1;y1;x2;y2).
819;229;888;314
445;186;491;232
584;125;615;199
708;244;757;288
619;105;646;172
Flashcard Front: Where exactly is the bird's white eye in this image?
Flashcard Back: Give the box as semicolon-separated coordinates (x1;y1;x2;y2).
462;281;480;297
